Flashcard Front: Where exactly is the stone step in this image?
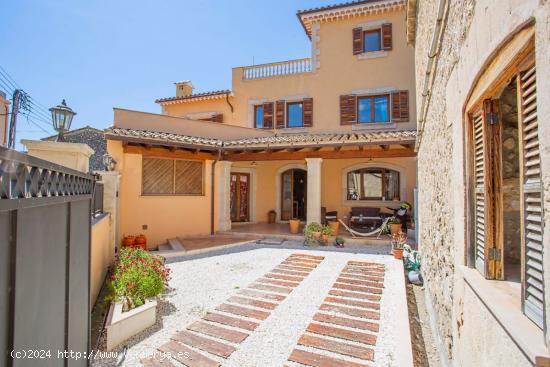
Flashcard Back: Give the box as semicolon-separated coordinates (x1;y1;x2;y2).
157;243;171;251
167;238;185;251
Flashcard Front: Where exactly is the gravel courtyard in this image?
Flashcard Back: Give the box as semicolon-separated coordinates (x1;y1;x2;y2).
93;241;412;367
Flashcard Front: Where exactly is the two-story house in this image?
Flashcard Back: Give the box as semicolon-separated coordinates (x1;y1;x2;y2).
106;0;417;247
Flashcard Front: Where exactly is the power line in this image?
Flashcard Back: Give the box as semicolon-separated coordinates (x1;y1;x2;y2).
0;65;21;90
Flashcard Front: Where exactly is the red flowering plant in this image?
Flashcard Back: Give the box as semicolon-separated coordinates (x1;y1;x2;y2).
108;247;170;311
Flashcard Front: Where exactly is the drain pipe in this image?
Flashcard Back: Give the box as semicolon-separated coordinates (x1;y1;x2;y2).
415;0;449;152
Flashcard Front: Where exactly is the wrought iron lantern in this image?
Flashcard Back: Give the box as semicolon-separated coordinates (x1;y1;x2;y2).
49;99;76;141
102;153;117;171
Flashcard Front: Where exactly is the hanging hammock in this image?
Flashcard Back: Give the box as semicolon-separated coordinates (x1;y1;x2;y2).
338;217;391;238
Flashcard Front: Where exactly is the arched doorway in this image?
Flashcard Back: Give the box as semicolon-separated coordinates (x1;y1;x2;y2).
281;169;307;221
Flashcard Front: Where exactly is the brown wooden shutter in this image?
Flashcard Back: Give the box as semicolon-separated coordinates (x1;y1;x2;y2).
142;158;174;195
470;102;495;277
518;64;544;329
276;100;285;129
381;23;392;51
352;27;363;55
262;102;274;129
340;95;357;125
391;91;409;122
303;98;313;127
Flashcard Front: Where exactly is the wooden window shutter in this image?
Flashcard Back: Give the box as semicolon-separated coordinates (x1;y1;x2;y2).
391;90;409;122
470;102;495;278
381;23;393;51
262;102;274;129
352;27;363;55
303;98;313;127
518;64;544;329
276;100;285;129
142;158;174;195
340;95;357;125
175;160;203;195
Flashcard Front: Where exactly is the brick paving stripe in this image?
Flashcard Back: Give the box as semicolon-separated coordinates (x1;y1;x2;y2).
187;321;249;343
333;282;383;294
281;260;317;268
337;272;385;282
237;289;286;302
227;296;278;310
320;303;380;320
347;261;385;268
277;264;315;272
312;313;379;333
203;312;259;331
264;272;305;282
172;331;236;358
140;354;177;367
343;266;385;274
271;268;310;277
306;323;377;345
256;277;299;288
336;277;384;288
286;257;322;264
215;303;270;320
159;340;220;367
324;296;380;310
288;349;369;367
328;289;381;302
290;253;325;260
298;334;374;361
249;283;293;294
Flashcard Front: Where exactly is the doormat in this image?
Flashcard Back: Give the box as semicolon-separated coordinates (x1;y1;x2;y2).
256;237;286;246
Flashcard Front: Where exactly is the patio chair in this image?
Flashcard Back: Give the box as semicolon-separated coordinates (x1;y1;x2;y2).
321;207;338;225
349;207;382;230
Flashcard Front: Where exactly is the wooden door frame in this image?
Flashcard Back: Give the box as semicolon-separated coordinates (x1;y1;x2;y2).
280;168;307;221
230;172;250;222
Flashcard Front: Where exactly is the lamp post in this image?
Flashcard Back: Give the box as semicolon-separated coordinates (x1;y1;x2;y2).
49;99;76;142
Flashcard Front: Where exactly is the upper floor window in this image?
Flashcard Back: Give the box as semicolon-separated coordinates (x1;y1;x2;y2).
286;102;304;128
363;29;381;53
357;95;389;123
347;167;400;201
254;105;264;128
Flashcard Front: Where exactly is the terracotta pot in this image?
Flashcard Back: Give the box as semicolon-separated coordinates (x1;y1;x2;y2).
268;210;276;224
321;234;329;243
389;223;403;235
328;221;339;236
135;234;147;247
393;248;404;260
289;219;301;234
122;236;135;247
312;231;321;240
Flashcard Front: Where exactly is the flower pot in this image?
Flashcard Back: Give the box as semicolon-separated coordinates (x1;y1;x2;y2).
389;223;403;235
393;248;404;260
408;270;423;285
321;234;329;243
289;219;301;234
122;235;135;247
268;210;276;224
105;298;157;351
312;231;321;240
135;234;147;249
328;220;339;236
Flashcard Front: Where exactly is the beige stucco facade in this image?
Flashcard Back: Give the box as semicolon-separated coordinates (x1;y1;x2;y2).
410;0;550;365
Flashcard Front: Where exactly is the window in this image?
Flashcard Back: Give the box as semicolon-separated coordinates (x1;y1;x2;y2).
363;29;381;52
286;102;303;127
357;95;389;123
347;168;399;201
142;157;203;195
254;105;264;128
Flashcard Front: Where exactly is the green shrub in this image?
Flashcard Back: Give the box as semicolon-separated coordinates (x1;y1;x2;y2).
109;247;170;311
304;222;323;239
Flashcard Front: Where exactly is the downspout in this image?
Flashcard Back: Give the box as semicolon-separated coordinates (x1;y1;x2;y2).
225;93;234;113
210;148;223;235
415;0;449;152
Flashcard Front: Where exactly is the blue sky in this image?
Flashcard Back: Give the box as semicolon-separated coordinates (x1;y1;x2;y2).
0;0;337;146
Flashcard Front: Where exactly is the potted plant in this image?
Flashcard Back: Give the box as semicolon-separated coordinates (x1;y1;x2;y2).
388;217;403;235
268;210;277;224
328;220;340;236
321;225;333;244
335;236;345;248
105;247;170;351
289;218;301;234
391;232;407;260
304;222;323;241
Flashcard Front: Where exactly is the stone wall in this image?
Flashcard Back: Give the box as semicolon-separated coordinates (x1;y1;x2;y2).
414;0;475;360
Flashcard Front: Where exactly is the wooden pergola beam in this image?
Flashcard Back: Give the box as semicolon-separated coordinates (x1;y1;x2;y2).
224;148;415;161
379;145;390;151
123;145;216;160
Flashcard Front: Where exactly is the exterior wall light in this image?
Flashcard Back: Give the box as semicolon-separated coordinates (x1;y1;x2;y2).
103;153;117;171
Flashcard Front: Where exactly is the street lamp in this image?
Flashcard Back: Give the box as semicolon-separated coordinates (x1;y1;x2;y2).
49;99;76;142
102;153;117;171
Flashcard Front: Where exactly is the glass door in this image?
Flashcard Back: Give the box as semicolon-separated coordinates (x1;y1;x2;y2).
230;173;250;222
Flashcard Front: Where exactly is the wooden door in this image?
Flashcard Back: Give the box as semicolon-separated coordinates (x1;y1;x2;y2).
230;173;250;222
281;170;294;221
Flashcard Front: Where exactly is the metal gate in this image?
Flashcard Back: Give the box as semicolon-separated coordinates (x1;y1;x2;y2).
0;147;94;367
